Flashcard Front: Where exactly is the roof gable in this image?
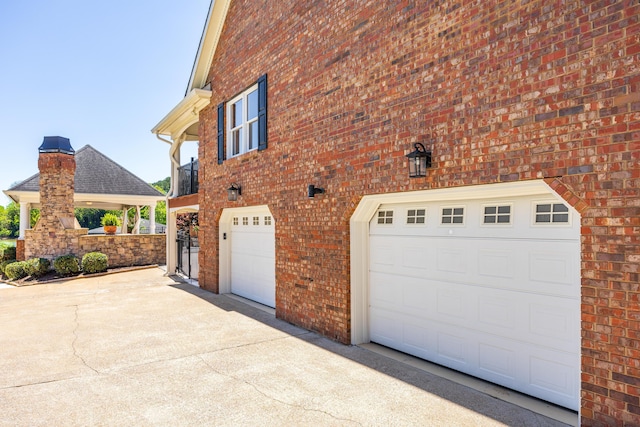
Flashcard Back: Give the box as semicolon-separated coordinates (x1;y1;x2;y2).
6;145;163;197
186;0;232;92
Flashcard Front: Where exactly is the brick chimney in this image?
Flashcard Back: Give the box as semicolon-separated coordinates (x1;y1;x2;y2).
36;136;78;230
24;137;86;260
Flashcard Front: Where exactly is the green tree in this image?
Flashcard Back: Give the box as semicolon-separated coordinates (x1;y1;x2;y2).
153;177;170;194
75;208;106;230
3;203;20;238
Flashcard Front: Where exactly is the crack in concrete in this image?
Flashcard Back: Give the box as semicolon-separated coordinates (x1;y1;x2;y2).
70;305;99;374
196;354;363;426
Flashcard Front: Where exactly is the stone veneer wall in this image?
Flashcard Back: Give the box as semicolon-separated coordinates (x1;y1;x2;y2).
78;234;166;267
24;228;88;260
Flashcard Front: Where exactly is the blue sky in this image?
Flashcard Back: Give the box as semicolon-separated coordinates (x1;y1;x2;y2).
0;0;209;203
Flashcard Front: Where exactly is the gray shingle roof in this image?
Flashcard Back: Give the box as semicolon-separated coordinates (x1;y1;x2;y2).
7;145;163;197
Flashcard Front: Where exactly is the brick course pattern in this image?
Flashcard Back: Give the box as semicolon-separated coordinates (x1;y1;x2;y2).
197;1;639;424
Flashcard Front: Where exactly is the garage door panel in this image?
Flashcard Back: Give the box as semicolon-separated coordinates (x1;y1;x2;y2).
369;195;580;410
372;276;577;353
372;235;577;298
229;208;275;308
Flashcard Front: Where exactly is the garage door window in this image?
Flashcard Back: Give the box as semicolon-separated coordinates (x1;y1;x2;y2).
441;207;464;224
377;210;394;224
407;209;426;224
483;205;511;224
535;202;569;224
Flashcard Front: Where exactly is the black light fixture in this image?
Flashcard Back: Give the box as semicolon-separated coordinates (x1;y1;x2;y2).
308;184;325;198
227;183;241;201
406;142;432;178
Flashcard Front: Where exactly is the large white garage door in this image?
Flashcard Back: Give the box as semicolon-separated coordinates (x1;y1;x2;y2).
369;195;580;410
230;208;275;308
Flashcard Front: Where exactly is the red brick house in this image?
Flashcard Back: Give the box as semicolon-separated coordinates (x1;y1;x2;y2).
153;1;639;424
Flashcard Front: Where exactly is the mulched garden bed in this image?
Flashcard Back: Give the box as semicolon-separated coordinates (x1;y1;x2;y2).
2;265;158;287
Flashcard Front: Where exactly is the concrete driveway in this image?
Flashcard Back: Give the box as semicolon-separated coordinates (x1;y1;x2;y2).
0;268;573;426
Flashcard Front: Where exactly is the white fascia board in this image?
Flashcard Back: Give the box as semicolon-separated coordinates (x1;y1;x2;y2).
74;193;165;206
187;0;232;92
3;190;38;205
151;88;212;140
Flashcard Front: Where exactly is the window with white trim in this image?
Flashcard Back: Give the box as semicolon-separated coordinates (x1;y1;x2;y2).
441;207;464;224
253;216;260;225
377;210;393;224
483;205;511;224
242;217;249;226
535;203;569;224
233;217;238;226
227;84;258;157
407;209;426;224
264;216;272;225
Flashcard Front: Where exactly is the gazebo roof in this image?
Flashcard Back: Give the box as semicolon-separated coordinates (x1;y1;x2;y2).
4;145;165;210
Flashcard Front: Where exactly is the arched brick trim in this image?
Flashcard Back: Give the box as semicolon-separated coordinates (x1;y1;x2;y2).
544;178;590;214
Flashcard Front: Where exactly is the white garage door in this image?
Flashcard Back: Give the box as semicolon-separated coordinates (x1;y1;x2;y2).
369;195;580;410
230;208;275;308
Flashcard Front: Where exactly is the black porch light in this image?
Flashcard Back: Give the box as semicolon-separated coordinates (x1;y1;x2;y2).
227;183;241;201
406;142;432;178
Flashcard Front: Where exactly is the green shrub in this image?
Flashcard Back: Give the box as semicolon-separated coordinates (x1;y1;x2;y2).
25;258;51;278
53;254;80;276
5;261;29;280
81;252;108;274
1;246;16;261
0;259;17;276
101;213;121;227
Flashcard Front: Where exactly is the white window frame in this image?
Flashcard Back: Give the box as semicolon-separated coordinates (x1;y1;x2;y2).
532;200;572;226
440;205;466;226
227;83;259;158
481;202;513;226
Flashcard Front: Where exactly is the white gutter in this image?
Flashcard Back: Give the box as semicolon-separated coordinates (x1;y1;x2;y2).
155;133;181;199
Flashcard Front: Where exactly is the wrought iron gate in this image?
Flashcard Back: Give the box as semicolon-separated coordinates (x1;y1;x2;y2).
176;233;197;279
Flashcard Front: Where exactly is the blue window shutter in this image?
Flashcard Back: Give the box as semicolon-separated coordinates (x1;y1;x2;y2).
217;102;225;164
258;74;267;151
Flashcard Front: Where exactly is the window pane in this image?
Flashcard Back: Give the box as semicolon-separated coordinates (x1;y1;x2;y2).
232;99;243;127
553;204;569;213
484;216;496;223
232;129;242;155
247;89;258;120
453;216;463;224
453;208;464;215
484;206;496;215
249;121;258;150
553;213;569;222
536;214;551;223
442;208;452;216
497;215;510;223
536;204;551;213
498;206;511;214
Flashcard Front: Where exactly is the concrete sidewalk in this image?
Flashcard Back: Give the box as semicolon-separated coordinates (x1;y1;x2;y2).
0;268;573;426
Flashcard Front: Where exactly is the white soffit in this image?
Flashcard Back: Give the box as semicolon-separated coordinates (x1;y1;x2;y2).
151;88;212;139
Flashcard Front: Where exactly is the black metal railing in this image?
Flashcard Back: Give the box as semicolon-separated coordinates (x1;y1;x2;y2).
176;232;198;279
177;157;199;196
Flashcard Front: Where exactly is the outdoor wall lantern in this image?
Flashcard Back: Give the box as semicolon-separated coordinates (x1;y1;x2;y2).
406;142;432;178
227;183;242;201
308;184;325;198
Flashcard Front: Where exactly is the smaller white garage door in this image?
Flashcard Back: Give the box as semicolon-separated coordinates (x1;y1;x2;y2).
230;207;275;308
369;194;580;410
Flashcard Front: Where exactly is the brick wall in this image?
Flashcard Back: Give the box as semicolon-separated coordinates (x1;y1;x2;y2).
198;1;639;423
